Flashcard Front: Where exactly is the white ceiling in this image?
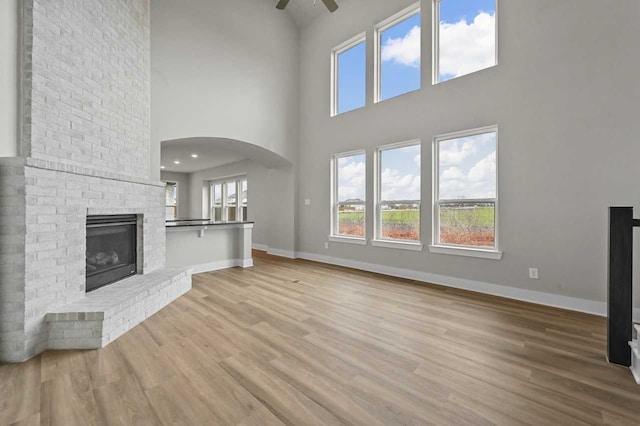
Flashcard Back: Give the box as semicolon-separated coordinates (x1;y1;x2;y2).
161;137;290;173
282;0;347;28
161;139;245;173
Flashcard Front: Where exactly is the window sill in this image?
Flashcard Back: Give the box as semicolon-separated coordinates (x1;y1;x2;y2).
428;245;503;260
329;235;367;245
371;239;423;251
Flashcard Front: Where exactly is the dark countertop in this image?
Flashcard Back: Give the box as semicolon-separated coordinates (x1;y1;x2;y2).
166;219;255;228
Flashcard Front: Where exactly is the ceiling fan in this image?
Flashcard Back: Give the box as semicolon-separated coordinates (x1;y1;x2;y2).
276;0;339;13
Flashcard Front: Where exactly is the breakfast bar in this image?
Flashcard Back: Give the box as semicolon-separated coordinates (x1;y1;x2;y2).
166;220;254;273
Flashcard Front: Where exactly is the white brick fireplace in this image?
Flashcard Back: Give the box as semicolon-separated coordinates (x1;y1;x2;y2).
0;0;191;363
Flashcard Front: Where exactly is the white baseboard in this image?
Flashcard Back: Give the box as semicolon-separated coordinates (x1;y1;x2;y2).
191;259;250;274
266;248;297;259
252;243;296;259
296;251;640;321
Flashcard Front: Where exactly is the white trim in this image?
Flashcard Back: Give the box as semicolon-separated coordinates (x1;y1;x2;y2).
190;259;249;274
267;248;297;259
372;239;423;251
240;259;254;268
331;32;366;117
374;2;421;103
429;244;502;260
329;235;367;245
295;251;628;318
252;243;268;251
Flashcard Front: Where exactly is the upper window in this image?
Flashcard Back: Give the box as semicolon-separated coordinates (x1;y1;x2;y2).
434;127;497;249
434;0;497;83
376;142;421;242
375;3;421;102
210;177;248;222
332;33;366;116
332;152;366;238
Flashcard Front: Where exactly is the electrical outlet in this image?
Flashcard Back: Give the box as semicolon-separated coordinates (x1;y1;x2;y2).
324;242;329;249
305;199;311;206
529;268;539;279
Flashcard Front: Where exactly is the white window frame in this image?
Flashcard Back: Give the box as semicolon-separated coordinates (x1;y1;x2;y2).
164;181;178;220
209;176;248;222
432;0;499;85
430;126;502;260
330;150;367;244
374;2;421;103
373;140;423;251
330;32;367;117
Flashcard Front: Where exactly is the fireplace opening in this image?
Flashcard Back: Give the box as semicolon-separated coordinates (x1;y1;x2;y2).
86;215;138;292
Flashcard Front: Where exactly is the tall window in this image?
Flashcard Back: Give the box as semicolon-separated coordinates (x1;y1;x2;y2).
210;177;248;222
375;3;421;102
434;0;497;83
165;182;178;220
376;142;421;242
434;127;497;249
332;152;366;238
212;183;222;221
332;33;366;116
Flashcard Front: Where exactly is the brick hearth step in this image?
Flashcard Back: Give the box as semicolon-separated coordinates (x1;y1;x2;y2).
46;268;192;350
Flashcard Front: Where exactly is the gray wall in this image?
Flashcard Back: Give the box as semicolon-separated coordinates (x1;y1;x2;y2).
161;171;191;218
150;0;300;181
0;0;19;157
296;0;640;306
186;160;296;254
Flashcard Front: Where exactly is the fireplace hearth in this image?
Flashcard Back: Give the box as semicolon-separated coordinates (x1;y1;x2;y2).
86;215;138;292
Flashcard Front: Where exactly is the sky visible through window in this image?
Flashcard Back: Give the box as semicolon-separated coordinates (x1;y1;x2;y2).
380;145;420;202
380;12;421;101
438;0;496;82
438;132;496;200
337;41;366;114
337;154;366;202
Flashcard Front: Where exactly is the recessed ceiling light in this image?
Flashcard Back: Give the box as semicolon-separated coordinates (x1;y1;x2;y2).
174;160;180;165
160;165;165;169
191;153;198;158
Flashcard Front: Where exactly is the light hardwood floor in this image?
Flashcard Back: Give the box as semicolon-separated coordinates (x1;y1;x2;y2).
2;251;639;425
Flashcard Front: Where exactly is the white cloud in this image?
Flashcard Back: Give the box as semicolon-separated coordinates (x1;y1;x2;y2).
439;151;496;200
381;168;420;201
338;160;365;201
442;167;463;180
381;25;421;68
468;151;496;183
413;153;421;168
439;140;477;166
439;12;496;79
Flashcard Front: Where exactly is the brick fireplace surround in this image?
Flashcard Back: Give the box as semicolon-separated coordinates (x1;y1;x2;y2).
0;0;191;363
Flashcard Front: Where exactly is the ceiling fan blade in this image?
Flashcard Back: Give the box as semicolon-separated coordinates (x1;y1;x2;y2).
321;0;339;12
276;0;290;10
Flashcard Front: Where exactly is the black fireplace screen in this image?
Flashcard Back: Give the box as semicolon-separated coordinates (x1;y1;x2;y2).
86;215;137;292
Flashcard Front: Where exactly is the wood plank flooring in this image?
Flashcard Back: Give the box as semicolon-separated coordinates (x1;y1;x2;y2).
2;251;639;425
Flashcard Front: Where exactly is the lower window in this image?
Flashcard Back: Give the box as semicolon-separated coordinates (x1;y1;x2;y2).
332;152;366;238
376;141;421;242
434;127;497;249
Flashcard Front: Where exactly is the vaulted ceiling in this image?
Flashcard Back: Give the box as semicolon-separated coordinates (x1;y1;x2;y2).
281;0;347;28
